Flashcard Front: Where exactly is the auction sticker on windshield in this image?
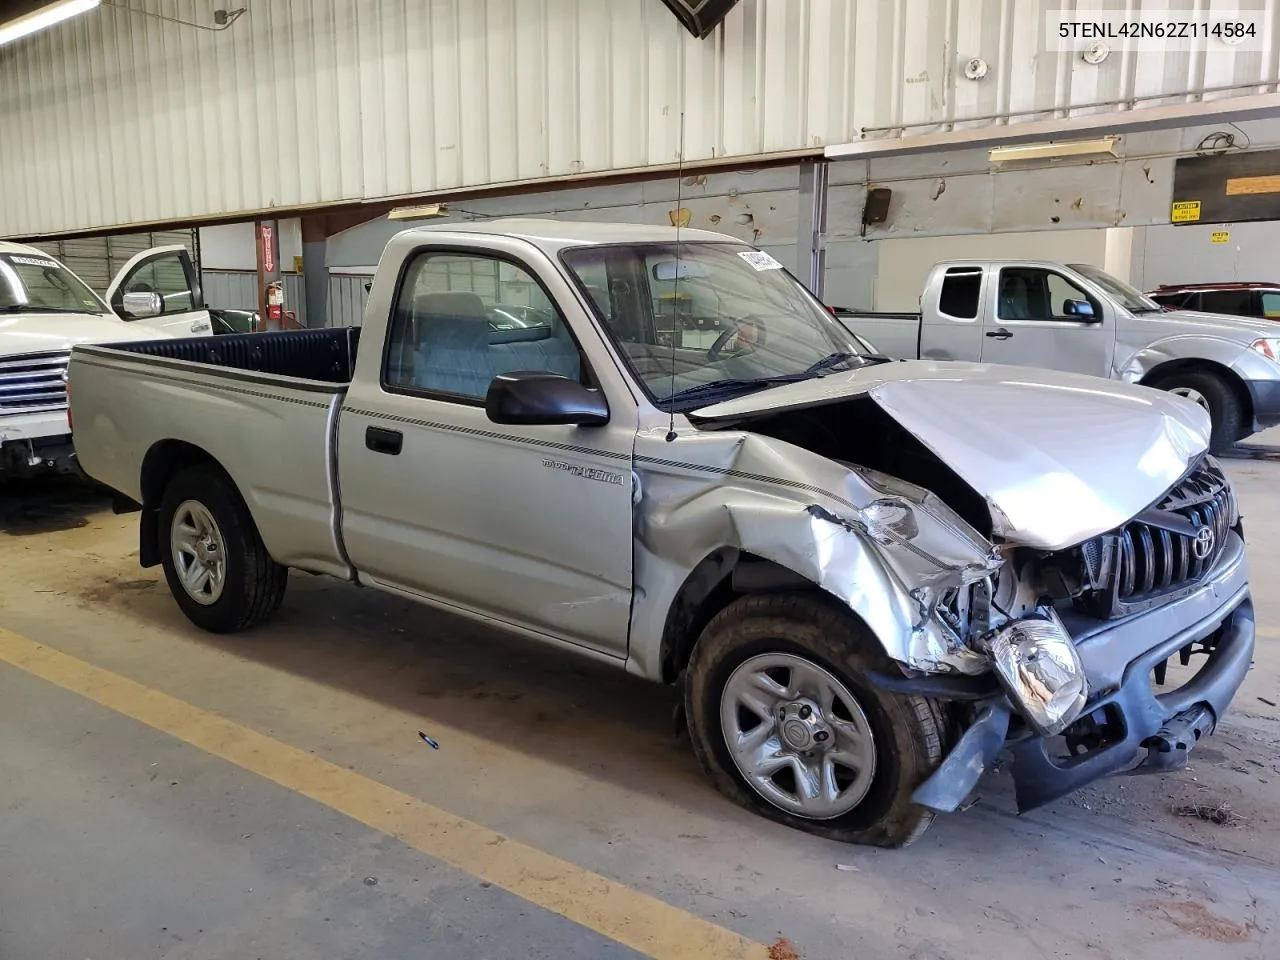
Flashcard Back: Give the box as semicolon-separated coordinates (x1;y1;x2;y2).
6;256;58;269
738;251;783;271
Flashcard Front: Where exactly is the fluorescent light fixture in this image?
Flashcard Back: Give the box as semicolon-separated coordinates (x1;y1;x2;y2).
388;203;449;221
988;137;1119;163
0;0;101;47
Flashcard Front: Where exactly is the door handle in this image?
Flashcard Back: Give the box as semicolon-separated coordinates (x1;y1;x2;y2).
985;328;1013;340
365;426;403;455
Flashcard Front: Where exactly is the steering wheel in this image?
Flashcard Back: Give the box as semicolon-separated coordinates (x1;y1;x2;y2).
707;316;767;361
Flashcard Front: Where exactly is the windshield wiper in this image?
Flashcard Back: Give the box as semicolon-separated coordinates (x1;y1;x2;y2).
804;351;893;373
667;375;806;405
0;304;99;315
666;353;891;406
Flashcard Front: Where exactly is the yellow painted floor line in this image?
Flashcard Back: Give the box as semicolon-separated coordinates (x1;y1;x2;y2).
0;628;768;960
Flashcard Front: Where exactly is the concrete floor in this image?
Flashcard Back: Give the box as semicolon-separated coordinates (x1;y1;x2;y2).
2;446;1280;959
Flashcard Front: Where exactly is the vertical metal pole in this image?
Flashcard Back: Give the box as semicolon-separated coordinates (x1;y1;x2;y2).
256;219;281;329
797;158;830;300
255;218;267;324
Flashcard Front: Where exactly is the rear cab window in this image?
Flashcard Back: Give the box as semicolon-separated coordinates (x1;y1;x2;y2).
938;267;982;319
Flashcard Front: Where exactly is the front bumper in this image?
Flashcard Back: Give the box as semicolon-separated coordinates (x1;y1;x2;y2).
1;410;78;478
1244;377;1280;430
911;531;1254;814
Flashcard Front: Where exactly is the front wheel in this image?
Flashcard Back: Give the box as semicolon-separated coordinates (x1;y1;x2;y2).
684;593;948;847
158;465;288;633
1151;370;1244;454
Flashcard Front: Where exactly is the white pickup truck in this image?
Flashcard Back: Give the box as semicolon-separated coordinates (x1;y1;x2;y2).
836;259;1280;451
0;241;212;478
68;220;1255;847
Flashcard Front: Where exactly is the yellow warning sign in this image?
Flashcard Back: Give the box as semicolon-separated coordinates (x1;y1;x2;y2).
1171;200;1202;223
1211;231;1230;244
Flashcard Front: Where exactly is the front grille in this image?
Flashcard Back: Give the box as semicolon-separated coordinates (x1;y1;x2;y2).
1075;460;1236;619
0;351;70;414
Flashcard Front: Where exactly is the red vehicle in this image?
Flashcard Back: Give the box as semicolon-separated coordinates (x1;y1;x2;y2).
1147;282;1280;320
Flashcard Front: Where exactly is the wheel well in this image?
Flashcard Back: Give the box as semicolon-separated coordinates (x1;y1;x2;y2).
658;549;821;684
137;440;225;567
1140;359;1252;425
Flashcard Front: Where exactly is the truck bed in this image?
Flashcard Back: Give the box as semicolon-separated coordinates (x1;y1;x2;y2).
105;327;361;382
69;328;360;580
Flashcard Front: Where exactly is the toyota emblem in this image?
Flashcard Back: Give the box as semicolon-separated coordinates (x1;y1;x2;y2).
1191;524;1216;561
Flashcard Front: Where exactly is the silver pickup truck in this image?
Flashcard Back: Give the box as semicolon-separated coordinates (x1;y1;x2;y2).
69;220;1255;847
838;259;1280;452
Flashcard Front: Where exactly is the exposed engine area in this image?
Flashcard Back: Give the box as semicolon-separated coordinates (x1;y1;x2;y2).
727;396;995;539
722;398;1237;636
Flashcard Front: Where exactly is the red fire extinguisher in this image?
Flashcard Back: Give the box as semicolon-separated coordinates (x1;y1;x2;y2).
266;281;284;329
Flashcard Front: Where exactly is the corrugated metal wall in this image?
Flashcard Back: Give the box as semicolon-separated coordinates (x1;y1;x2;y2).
328;274;374;328
3;0;1277;238
202;271;308;325
322;163;805;325
30;229;198;293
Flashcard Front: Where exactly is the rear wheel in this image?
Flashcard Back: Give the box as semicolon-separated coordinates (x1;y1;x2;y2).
684;593;948;847
159;466;288;632
1151;370;1244;453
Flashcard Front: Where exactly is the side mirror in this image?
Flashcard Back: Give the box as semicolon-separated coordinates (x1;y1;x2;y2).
121;291;162;319
1063;298;1096;319
485;371;609;426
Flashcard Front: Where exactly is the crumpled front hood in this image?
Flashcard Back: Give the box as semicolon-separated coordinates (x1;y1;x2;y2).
0;312;169;357
690;360;1209;550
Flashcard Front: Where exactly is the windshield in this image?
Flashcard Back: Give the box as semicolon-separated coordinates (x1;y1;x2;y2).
560;242;880;408
0;253;108;315
1069;263;1161;314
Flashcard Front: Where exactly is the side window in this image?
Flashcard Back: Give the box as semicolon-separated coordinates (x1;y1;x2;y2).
1261;291;1280;318
1200;289;1253;316
384;251;583;401
118;251;200;315
938;268;981;319
997;268;1096;321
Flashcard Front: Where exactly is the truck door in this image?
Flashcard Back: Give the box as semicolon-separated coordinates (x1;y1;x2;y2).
106;246;214;337
337;246;635;658
979;265;1114;377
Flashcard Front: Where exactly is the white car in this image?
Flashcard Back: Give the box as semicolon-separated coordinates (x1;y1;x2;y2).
0;240;213;479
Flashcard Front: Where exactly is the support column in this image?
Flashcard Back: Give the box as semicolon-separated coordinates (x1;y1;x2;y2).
256;219;281;328
301;241;328;328
1104;227;1133;284
797;158;830;300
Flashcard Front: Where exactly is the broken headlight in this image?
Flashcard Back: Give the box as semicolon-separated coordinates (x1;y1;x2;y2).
861;498;919;544
987;614;1087;737
850;466;994;564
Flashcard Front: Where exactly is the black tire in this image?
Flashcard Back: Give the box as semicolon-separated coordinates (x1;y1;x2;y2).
158;465;288;633
1151;370;1244;454
684;592;948;848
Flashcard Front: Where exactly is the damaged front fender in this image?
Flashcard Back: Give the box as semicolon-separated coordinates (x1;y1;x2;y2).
625;427;1000;682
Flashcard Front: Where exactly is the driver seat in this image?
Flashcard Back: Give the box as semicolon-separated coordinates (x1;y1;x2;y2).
999;275;1033;320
